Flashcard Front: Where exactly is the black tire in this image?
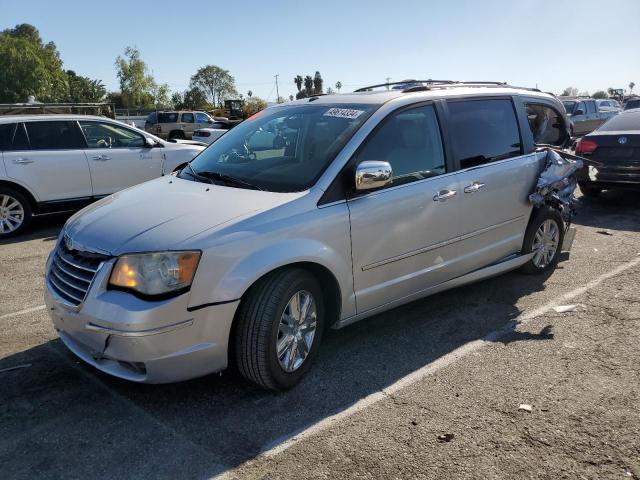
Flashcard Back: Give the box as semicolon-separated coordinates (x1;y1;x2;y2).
169;130;185;140
579;182;602;198
234;268;325;391
520;206;565;275
0;188;32;238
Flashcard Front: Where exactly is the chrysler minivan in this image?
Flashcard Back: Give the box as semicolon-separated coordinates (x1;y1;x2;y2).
45;81;574;390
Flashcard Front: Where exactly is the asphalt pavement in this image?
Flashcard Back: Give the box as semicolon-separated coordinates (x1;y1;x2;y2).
1;190;639;480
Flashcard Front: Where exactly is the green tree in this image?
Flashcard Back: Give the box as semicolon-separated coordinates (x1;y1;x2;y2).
189;65;237;108
326;86;335;95
243;97;268;116
313;71;323;94
304;75;313;94
66;70;106;102
182;87;209;110
294;75;303;92
592;90;608;99
335;81;342;93
247;90;253;98
0;23;68;102
115;46;157;108
561;86;579;97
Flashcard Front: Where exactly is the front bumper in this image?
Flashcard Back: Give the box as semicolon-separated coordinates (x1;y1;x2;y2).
45;251;239;383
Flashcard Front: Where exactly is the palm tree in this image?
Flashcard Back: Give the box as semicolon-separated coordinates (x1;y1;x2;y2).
247;90;253;98
304;76;313;94
335;81;342;93
289;95;294;101
630;82;636;94
294;75;303;92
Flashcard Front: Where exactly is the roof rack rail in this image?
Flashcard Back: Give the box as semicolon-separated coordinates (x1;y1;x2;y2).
354;80;456;92
354;80;549;95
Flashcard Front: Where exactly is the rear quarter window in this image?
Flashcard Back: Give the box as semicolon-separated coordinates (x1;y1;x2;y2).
157;112;179;123
447;98;522;169
525;103;566;146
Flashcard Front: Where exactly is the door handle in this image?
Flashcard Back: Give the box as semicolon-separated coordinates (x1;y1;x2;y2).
464;182;486;194
12;157;33;164
433;189;457;202
91;155;111;161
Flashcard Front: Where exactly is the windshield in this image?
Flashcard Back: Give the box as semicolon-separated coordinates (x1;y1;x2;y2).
182;103;376;192
624;99;640;110
562;101;576;114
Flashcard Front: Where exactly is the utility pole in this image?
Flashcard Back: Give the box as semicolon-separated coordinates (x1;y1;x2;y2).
275;74;280;103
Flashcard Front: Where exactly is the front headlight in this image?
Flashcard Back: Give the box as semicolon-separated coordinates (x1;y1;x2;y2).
109;251;201;298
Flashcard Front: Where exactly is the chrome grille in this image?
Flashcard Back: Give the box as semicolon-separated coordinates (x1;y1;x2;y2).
48;241;108;307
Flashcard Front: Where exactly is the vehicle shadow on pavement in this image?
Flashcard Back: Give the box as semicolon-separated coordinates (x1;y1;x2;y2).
0;269;556;480
0;213;69;246
573;190;640;232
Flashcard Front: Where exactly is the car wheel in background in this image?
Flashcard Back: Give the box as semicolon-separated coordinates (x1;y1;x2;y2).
579;182;602;198
0;188;32;238
168;130;185;140
520;206;564;275
234;268;324;391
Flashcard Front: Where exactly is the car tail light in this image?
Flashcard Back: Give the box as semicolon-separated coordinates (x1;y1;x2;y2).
576;138;598;155
195;131;210;137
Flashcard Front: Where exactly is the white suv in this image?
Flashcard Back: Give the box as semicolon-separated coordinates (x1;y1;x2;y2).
0;115;205;237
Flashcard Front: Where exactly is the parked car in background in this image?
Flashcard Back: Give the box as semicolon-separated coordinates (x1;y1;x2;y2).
623;98;640;111
46;82;576;391
192;121;232;145
144;110;218;140
0;115;204;237
561;97;617;137
575;108;640;197
596;99;621;113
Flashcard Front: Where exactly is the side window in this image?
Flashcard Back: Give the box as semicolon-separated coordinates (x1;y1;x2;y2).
354;104;446;185
25;121;85;150
79;121;145;148
195;112;210;123
448;99;522;169
586;101;596;114
576;102;586;114
525;103;566;146
158;112;178;123
181;113;195;123
12;123;30;150
0;123;15;150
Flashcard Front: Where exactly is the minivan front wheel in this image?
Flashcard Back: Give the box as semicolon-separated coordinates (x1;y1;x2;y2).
235;268;324;390
0;189;32;238
521;207;564;274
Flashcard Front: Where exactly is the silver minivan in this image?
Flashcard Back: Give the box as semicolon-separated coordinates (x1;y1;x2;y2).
45;82;573;390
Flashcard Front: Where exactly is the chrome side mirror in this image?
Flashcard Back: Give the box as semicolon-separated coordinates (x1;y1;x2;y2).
355;161;393;191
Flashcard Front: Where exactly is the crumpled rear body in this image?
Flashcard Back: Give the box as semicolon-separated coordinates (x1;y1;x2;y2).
529;148;583;222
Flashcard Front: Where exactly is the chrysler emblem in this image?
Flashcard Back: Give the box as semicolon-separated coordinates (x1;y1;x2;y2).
618;136;628;145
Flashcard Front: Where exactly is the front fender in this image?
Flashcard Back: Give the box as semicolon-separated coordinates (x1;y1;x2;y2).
190;238;353;313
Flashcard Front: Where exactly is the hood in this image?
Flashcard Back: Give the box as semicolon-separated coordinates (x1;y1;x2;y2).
65;177;302;255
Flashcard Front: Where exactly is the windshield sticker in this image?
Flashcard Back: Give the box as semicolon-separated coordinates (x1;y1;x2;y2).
323;108;365;119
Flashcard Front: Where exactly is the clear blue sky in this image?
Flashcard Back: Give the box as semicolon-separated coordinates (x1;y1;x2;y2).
2;0;639;100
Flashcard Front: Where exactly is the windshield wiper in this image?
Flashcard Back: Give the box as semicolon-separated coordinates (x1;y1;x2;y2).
198;171;263;191
183;163;214;184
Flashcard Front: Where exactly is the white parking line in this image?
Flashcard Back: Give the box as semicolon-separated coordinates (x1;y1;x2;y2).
213;256;640;479
0;305;46;321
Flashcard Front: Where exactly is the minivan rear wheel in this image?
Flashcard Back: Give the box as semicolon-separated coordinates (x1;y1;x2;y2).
234;268;324;390
168;130;185;140
0;188;32;238
520;206;564;275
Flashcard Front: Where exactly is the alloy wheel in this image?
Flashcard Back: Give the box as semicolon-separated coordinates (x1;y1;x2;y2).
0;194;25;234
276;290;318;373
532;219;560;268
